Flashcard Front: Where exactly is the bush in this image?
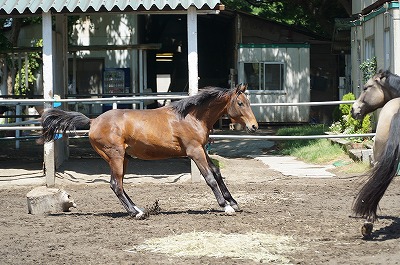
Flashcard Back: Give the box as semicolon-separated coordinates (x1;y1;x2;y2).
329;93;371;142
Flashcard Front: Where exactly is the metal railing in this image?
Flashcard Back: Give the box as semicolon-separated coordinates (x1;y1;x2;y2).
0;97;367;141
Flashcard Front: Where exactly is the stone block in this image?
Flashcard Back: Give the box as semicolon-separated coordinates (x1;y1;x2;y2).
27;186;76;214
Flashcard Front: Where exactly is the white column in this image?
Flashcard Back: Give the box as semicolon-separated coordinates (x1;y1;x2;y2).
43;11;55;187
187;5;199;96
187;5;202;182
393;5;400;74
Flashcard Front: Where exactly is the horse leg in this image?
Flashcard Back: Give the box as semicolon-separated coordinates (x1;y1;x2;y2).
361;217;374;239
189;148;236;214
92;141;144;218
206;155;239;211
109;157;144;219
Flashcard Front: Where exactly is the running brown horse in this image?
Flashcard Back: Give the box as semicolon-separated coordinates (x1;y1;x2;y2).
351;70;400;238
41;84;258;218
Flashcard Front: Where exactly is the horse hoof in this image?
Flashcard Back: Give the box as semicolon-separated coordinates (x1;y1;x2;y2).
132;206;146;220
231;203;241;212
361;222;373;239
224;205;236;215
135;211;146;220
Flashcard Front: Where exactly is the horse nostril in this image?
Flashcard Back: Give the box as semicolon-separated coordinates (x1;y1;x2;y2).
252;124;258;131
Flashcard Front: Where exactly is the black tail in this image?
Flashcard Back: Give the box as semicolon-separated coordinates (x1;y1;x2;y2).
353;110;400;221
41;109;91;142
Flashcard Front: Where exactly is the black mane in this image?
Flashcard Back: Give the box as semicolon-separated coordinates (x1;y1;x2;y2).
381;70;400;94
171;86;232;118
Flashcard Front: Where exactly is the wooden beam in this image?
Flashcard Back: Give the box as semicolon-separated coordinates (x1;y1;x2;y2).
68;43;161;52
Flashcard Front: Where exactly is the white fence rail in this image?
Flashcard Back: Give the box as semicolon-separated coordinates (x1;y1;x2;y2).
0;97;368;141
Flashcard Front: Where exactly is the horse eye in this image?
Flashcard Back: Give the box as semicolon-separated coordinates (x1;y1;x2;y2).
238;101;244;107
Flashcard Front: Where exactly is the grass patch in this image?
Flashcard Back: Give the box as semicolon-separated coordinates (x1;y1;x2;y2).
275;125;346;164
289;139;346;164
274;125;371;174
333;161;370;174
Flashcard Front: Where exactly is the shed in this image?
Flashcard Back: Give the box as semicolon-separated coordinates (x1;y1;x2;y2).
238;43;310;123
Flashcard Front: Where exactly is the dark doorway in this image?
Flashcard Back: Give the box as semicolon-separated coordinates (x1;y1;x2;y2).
68;58;104;95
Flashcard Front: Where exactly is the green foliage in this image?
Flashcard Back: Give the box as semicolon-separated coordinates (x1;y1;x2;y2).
221;0;350;38
329;93;371;142
359;57;377;82
14;39;42;95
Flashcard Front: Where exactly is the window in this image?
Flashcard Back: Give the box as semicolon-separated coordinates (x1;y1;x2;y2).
365;38;375;60
384;30;390;70
243;62;284;91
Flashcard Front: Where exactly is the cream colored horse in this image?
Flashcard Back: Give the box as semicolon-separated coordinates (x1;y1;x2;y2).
351;70;400;238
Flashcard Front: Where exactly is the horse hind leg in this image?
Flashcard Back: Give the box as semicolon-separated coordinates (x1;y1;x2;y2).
109;157;145;219
92;141;144;219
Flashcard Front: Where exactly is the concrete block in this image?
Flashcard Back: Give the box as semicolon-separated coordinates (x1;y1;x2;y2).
361;149;373;164
27;186;76;214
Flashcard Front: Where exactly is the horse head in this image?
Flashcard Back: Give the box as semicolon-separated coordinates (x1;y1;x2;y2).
351;71;389;120
227;84;258;133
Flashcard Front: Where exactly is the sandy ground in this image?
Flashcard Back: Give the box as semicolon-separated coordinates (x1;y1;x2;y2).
1;137;400;264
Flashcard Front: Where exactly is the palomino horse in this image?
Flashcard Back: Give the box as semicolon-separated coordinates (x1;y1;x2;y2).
351;70;400;237
41;84;258;218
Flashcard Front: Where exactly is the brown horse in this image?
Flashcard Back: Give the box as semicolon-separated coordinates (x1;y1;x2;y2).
351;70;400;238
41;84;258;218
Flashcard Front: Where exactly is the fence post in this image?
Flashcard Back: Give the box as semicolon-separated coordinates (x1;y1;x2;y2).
15;104;21;149
43;11;55;187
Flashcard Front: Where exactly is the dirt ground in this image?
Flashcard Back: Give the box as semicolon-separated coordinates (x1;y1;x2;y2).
1;138;400;264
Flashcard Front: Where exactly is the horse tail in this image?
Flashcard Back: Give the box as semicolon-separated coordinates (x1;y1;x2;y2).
41;108;91;142
353;110;400;221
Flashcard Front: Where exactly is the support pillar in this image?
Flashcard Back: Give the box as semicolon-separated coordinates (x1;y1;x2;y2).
187;5;202;182
42;11;55;187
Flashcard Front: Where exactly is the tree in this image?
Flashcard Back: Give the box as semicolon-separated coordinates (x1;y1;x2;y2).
222;0;352;38
0;17;42;96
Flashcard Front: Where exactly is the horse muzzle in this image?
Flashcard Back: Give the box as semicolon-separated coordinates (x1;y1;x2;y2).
351;106;363;120
246;123;258;133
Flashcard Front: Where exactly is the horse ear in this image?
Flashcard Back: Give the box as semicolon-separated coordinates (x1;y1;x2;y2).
374;70;387;84
236;83;248;93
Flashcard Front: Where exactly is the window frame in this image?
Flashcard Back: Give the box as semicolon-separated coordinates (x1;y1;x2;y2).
243;61;285;93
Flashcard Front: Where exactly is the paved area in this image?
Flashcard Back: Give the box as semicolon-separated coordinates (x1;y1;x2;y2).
255;155;336;178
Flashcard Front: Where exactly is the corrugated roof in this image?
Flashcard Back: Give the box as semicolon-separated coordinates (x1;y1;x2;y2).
0;0;221;15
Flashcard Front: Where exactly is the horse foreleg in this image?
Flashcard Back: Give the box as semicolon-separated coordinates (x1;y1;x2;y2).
109;157;144;219
206;155;239;211
190;149;235;214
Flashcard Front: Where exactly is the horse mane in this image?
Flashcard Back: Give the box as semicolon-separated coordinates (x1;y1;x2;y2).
171;86;232;118
380;70;400;94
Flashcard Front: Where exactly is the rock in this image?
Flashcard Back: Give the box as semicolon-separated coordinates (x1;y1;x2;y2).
26;186;76;214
